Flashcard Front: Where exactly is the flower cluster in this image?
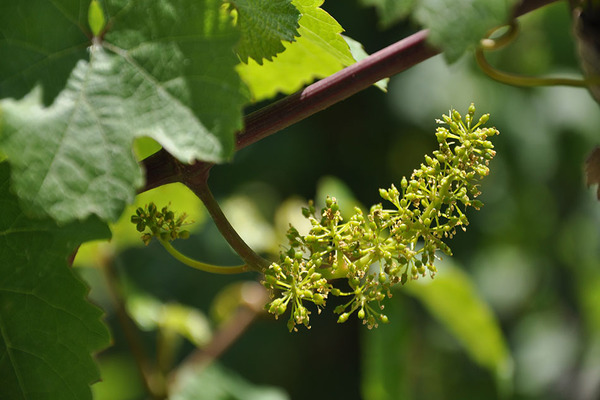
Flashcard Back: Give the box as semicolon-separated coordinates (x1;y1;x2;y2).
131;203;190;245
262;104;498;330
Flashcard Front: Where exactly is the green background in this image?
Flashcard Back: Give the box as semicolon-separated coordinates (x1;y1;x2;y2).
78;1;600;399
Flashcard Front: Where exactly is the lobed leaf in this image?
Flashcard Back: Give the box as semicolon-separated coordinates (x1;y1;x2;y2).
237;0;356;101
0;163;111;400
228;0;301;64
0;0;247;223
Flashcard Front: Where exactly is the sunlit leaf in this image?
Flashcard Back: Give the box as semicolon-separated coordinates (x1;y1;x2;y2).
228;0;301;64
0;0;246;224
237;0;355;101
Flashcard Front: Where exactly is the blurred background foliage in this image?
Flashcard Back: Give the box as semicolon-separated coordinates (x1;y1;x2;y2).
75;1;600;399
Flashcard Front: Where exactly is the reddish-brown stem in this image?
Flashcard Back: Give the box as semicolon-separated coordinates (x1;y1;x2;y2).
236;30;436;151
184;173;270;272
140;29;436;193
140;0;559;193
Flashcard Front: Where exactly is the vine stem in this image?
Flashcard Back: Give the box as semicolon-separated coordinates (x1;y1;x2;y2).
185;175;271;273
140;0;559;193
101;256;167;399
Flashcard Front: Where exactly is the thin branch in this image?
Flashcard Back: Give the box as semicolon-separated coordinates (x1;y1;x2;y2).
170;283;268;381
140;0;558;193
102;258;166;399
185;176;271;272
140;29;436;193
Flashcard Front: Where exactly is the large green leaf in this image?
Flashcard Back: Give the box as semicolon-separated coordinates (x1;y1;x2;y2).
0;0;247;223
229;0;301;64
358;0;519;62
0;1;89;105
403;262;513;387
414;0;520;62
0;163;111;400
237;0;356;101
362;262;513;398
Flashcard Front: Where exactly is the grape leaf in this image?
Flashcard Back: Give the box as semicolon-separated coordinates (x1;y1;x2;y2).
228;0;301;64
414;0;520;62
0;0;89;105
0;162;111;400
0;0;247;223
343;36;388;92
358;0;415;28
403;263;513;386
237;0;356;101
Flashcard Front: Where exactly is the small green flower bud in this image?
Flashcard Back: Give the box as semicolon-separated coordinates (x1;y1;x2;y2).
401;177;408;189
478;113;489;125
302;207;310;218
379;188;390;201
136;221;146;232
264;274;278;286
471;200;484;209
358;308;365;319
337;313;350;323
401;272;408;284
142;233;152;246
313;293;325;305
468;103;476;115
379;314;389;324
452;110;461;122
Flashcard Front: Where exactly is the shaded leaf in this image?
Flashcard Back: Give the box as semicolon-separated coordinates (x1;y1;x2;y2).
229;0;301;64
237;0;355;101
0;0;247;223
0;162;111;400
0;0;89;105
415;0;520;62
403;262;513;387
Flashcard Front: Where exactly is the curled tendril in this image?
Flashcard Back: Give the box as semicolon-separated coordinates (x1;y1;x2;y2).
262;103;499;331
